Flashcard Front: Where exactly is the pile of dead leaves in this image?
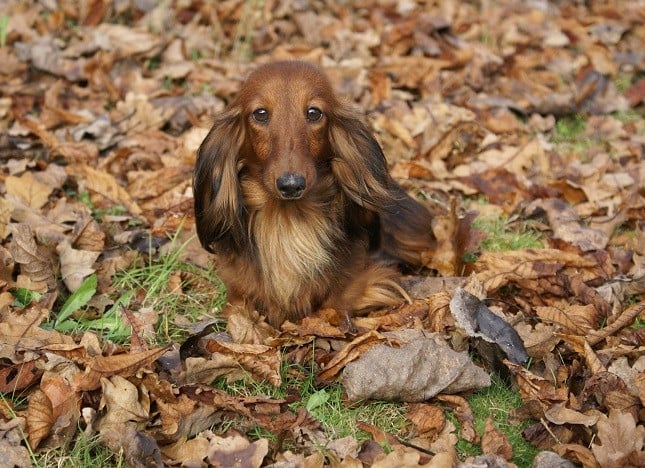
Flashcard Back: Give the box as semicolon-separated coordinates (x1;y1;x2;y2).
0;0;643;466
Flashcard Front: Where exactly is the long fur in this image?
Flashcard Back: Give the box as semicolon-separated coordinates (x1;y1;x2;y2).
193;61;435;327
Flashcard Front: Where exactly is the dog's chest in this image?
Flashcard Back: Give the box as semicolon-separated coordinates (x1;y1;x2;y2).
251;206;340;307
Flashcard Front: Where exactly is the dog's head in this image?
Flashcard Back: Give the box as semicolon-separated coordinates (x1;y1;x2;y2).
193;61;392;251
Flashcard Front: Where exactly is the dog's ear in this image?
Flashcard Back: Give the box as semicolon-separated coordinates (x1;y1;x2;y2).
193;108;246;252
328;104;392;210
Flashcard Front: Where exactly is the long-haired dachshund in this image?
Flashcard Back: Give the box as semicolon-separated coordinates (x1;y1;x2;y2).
194;61;435;327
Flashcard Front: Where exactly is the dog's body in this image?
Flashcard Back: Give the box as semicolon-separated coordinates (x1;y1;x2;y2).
193;61;435;327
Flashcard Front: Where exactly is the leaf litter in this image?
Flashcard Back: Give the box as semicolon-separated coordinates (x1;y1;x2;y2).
0;0;643;466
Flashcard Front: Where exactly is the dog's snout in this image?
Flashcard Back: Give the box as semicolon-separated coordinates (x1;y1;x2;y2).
276;172;306;199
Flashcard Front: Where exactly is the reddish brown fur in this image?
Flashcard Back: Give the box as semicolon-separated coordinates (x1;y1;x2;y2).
193;61;435;327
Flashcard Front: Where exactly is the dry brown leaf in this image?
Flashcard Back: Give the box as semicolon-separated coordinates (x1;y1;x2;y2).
406;403;446;444
206;434;268;468
318;330;386;381
506;361;568;411
555;334;607;374
553;443;599;468
99;422;163;467
161;434;210;467
535;305;593;335
56;240;100;292
72;346;170;391
8;224;56;290
474;249;597;292
591;410;645;468
0;304;73;350
5;172;53;209
533;198;609;251
25;389;53;449
587;300;645;346
295;308;348;338
126;166;192;200
342;329;490;402
370;444;439;468
224;305;278;345
204;340;282;387
39;374;81;446
544;403;601;427
0;359;42;393
353;300;431;331
356;421;400;448
514;322;560;359
98;375;149;426
65;164;142;216
435;395;477;443
0;417;32;468
70;213;105;252
481;416;513;461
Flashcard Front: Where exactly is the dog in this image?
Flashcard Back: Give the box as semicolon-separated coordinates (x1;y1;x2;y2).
193;61;435;327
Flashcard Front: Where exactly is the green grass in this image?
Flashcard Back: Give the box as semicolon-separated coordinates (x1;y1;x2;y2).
215;365;536;465
473;215;544;252
551;114;592;158
0;15;9;48
301;385;409;442
553;114;586;143
214;361;409;447
39;236;226;344
613;72;634;94
112;241;227;343
33;432;125;468
449;374;538;466
612;108;641;124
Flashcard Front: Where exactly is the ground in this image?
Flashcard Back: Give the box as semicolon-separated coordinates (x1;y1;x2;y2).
0;1;643;467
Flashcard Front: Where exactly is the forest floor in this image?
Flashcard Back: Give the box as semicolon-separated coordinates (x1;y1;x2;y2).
0;1;643;467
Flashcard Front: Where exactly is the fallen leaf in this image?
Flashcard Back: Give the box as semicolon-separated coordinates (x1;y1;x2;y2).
0;417;32;468
25;389;53;449
65;164;142;216
544;403;600;427
5;172;53;209
0;359;43;393
481;416;513;461
435;395;477;444
72;346;170;391
206;434;268;468
8;224;56;291
56;240;100;292
406;403;446;444
204;340;282;387
342;329;490;402
450;287;529;364
591;410;645;468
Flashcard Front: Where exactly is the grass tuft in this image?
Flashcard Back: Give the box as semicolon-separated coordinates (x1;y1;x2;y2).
112;238;227;343
449;374;538;466
473;215;543;252
33;432;125;468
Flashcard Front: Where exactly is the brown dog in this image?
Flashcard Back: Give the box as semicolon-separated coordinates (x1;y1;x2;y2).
193;61;434;327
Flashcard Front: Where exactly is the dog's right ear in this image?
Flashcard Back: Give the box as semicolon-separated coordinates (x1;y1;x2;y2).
193;107;245;252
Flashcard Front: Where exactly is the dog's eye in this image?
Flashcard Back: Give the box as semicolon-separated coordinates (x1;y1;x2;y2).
252;108;269;123
306;107;323;122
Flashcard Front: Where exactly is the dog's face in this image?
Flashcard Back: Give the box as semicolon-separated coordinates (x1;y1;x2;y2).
236;62;336;201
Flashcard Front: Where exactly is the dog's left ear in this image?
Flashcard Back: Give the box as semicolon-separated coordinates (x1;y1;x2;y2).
328;104;392;209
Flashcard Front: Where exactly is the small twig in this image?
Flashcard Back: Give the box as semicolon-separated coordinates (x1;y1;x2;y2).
540;417;562;445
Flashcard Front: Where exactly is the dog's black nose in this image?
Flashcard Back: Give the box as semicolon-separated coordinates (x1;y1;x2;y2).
276;173;306;199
